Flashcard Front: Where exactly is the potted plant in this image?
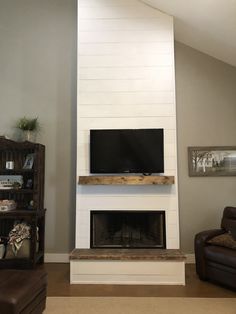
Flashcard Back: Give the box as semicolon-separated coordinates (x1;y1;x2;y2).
16;117;39;142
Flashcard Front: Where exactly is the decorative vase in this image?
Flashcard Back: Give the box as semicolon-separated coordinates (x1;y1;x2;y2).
23;130;36;142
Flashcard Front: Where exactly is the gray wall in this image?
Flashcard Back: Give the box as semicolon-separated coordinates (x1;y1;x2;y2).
1;1;236;254
0;0;77;253
175;42;236;252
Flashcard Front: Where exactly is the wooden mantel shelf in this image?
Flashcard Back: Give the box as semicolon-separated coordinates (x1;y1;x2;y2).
78;175;174;185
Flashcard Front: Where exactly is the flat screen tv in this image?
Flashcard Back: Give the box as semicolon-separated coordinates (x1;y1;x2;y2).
90;129;164;174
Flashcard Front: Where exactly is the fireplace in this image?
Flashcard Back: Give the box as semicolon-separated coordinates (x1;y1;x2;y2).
90;210;166;249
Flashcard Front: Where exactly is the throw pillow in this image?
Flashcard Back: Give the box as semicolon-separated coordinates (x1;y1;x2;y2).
207;232;236;249
229;228;236;241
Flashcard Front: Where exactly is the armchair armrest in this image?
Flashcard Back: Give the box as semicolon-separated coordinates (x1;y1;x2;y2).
195;229;225;245
194;229;224;280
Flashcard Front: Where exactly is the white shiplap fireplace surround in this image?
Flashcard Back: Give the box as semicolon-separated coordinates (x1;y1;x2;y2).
70;0;185;285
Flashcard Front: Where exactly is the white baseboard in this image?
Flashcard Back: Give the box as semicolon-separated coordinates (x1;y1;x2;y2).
185;254;195;264
45;253;69;263
44;253;195;264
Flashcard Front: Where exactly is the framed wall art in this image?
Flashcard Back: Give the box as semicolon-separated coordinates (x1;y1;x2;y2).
188;146;236;176
23;153;35;169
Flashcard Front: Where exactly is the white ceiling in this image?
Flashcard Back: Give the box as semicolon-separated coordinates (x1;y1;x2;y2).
141;0;236;67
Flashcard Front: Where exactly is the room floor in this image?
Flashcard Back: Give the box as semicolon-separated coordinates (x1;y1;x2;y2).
44;263;235;297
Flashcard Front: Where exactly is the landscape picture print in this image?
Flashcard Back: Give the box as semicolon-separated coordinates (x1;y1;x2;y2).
188;146;236;176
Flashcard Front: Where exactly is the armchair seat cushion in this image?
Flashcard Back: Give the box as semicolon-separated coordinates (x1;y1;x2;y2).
205;245;236;268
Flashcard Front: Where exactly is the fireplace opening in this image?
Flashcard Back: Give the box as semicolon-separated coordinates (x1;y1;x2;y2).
90;210;166;249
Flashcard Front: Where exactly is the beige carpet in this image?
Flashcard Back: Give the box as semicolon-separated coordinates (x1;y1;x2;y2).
45;297;236;314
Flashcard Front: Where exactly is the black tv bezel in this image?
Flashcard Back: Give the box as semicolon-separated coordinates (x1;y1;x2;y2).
90;128;164;174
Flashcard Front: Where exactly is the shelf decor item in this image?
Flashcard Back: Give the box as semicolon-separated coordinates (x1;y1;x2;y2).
16;117;39;142
0;200;17;211
23;153;35;170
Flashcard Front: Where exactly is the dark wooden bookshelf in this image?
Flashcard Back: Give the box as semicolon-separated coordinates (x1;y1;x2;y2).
0;189;35;194
0;138;45;269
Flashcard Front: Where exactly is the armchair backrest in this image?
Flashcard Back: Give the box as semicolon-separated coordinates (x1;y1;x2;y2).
221;206;236;232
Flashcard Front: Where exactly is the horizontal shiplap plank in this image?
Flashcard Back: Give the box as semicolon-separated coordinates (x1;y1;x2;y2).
78;116;176;130
167;211;179;224
79;91;174;105
167;225;179;239
79;104;175;118
79;67;173;80
77;195;178;203
80;0;140;7
76;225;89;234
165;143;177;156
167;239;179;249
76;241;90;249
79;54;172;67
79;43;172;55
76;211;89;222
79;79;173;92
79;6;169;19
80;30;172;43
72;261;181;276
77;195;177;211
79;18;172;32
165;130;177;144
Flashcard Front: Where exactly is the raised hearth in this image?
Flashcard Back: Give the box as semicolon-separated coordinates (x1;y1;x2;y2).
70;248;185;261
70;249;186;285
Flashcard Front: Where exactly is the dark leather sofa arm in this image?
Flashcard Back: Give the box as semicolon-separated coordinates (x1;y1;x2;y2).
194;229;224;280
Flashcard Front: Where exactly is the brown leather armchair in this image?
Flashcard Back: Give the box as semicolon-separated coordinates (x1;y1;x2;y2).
194;206;236;290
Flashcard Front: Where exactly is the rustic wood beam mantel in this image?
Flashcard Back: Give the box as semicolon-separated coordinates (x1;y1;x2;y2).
78;175;174;185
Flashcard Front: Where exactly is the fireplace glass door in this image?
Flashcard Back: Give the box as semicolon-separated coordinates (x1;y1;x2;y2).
90;210;166;248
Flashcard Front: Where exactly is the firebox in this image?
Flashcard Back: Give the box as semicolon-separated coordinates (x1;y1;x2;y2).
90;210;166;248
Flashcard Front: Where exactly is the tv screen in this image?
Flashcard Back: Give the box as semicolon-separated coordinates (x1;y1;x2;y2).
90;129;164;174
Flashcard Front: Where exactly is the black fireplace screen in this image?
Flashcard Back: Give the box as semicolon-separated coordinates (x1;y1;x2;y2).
90;210;166;248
